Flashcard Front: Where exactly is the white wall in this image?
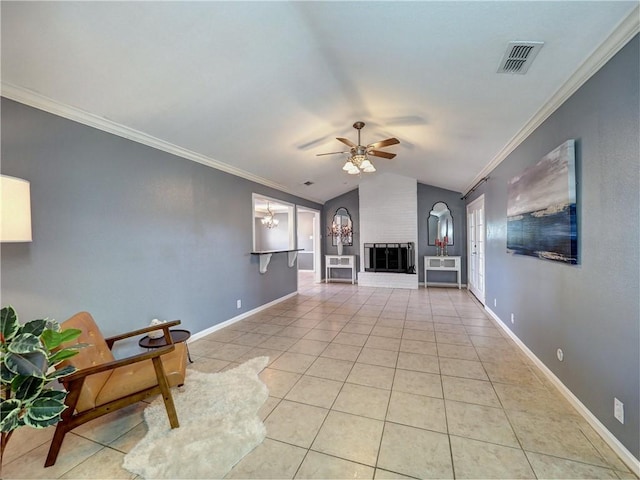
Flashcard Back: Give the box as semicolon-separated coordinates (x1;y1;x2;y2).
359;173;418;288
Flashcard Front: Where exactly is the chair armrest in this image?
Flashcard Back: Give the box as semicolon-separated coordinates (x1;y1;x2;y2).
104;320;181;348
62;344;176;384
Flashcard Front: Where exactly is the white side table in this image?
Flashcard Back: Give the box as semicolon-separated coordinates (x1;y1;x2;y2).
325;255;356;284
424;256;461;289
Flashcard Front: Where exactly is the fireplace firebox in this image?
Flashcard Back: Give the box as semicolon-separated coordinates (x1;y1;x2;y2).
364;243;415;273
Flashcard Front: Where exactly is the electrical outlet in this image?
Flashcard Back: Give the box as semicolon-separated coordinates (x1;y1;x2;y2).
236;299;242;309
510;313;515;324
614;398;624;424
494;298;497;307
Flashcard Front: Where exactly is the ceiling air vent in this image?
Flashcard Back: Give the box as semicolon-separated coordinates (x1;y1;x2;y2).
497;41;544;74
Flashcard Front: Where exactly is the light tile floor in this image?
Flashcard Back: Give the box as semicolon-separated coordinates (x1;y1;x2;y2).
3;280;638;479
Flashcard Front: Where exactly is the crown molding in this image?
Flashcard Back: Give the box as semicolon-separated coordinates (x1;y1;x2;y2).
1;83;324;205
463;5;640;197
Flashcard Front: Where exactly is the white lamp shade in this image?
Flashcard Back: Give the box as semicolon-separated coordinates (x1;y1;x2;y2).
360;159;373;169
1;175;32;242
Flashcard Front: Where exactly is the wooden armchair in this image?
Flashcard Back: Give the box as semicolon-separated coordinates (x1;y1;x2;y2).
45;312;188;467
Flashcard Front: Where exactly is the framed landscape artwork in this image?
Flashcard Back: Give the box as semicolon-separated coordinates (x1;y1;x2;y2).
506;139;578;264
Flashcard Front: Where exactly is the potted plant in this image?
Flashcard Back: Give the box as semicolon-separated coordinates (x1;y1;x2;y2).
0;306;83;474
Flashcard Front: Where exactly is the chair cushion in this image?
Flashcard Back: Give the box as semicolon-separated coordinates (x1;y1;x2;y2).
94;342;187;408
60;312;115;412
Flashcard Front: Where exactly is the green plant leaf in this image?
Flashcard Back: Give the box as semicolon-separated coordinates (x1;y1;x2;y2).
46;365;76;382
25;397;65;421
7;333;42;354
57;328;82;344
1;308;85;437
24;413;62;429
4;350;48;378
40;327;81;350
48;348;79;366
21;319;47;337
43;319;61;333
1;364;13;384
0;398;22;432
39;329;61;350
38;389;67;402
12;375;44;402
0;306;20;343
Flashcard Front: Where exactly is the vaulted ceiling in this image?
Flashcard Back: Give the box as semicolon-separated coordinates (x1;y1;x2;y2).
2;1;637;203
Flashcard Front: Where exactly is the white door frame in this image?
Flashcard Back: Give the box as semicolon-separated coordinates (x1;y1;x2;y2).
296;206;322;284
466;195;486;304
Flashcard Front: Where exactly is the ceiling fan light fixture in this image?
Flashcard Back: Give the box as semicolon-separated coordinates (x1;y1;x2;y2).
360;158;373;169
317;121;399;175
351;154;367;167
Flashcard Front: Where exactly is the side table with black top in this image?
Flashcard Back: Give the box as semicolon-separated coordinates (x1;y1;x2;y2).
138;328;193;363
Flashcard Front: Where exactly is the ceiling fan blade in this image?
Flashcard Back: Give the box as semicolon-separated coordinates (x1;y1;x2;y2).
336;137;357;148
368;137;400;149
316;151;349;156
368;149;396;159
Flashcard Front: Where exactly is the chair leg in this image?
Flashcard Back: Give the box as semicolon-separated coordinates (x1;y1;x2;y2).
44;421;69;467
152;357;179;429
44;377;84;467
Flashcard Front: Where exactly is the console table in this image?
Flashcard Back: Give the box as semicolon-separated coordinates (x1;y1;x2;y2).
325;255;356;284
424;256;461;289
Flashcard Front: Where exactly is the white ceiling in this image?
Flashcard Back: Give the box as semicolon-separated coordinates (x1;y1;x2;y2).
1;1;637;203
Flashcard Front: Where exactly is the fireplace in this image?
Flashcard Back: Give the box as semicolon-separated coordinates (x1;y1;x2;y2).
364;243;415;273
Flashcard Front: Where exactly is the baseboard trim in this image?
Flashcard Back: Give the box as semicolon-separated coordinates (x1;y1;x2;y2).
485;306;640;475
424;282;468;289
189;291;298;343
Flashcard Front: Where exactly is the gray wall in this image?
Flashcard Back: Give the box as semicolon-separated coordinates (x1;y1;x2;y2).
1;99;321;354
322;189;359;279
322;184;468;285
466;36;639;458
417;183;467;285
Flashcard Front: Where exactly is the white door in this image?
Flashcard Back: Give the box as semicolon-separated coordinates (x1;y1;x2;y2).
296;207;322;284
467;195;485;304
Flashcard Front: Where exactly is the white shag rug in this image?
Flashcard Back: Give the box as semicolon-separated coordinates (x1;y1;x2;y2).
123;356;270;479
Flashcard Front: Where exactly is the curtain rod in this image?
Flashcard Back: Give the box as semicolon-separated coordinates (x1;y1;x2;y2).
461;176;489;200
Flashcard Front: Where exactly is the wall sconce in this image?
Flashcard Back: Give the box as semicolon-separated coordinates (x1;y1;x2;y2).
1;175;32;242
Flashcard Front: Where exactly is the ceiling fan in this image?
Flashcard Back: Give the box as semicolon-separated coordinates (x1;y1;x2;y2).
316;121;399;174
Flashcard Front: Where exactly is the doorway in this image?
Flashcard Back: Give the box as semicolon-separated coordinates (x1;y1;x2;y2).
296;206;321;285
467;195;485;304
